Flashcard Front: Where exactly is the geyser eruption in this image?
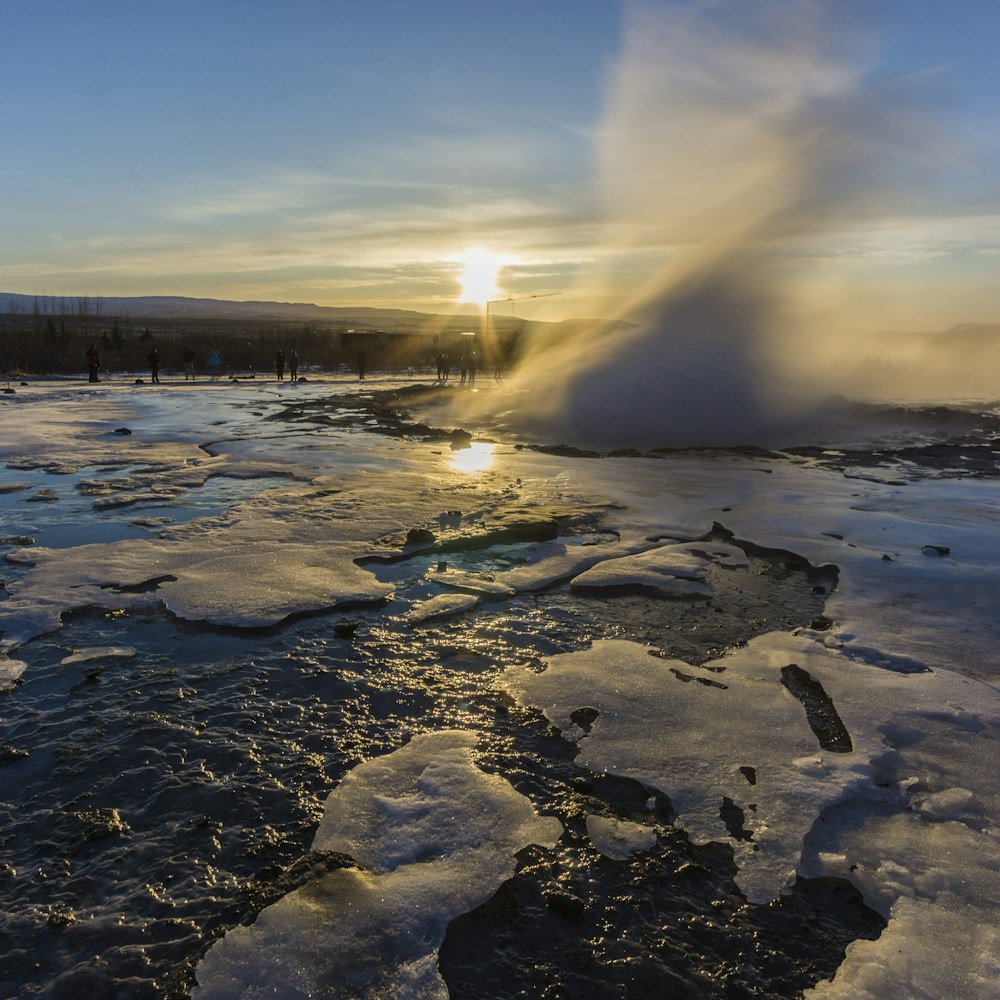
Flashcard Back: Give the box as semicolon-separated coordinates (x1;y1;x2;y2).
483;0;948;449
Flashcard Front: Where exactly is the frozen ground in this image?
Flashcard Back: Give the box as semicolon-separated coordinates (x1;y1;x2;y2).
0;373;998;998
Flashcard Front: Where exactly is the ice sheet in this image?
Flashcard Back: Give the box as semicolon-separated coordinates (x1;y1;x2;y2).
403;592;479;624
502;629;1000;986
586;814;657;860
192;731;562;999
5;380;1000;996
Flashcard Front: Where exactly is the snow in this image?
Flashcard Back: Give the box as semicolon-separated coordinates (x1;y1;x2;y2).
586;814;657;860
569;542;715;593
0;651;26;690
60;645;136;666
191;731;562;999
425;566;516;597
403;592;479;624
806;895;1000;1000
503;629;1000;988
502;636;875;903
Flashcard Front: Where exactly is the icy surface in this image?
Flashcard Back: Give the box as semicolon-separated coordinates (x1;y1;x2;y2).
586;814;657;860
569;543;715;593
3;379;1000;996
403;592;479;624
0;651;26;690
806;895;1000;1000
192;731;562;999
503;628;1000;984
60;646;136;666
503;636;872;902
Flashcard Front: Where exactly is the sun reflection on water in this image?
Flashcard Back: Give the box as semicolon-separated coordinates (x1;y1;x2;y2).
448;442;495;474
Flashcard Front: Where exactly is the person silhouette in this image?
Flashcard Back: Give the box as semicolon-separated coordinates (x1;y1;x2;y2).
85;345;100;383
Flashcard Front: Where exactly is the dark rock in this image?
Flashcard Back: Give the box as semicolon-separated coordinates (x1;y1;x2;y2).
0;744;29;764
405;527;436;546
334;622;358;639
921;545;950;556
71;807;130;841
112;427;132;435
781;664;853;753
450;429;473;448
530;443;602;458
569;707;600;734
134;378;144;384
0;535;35;546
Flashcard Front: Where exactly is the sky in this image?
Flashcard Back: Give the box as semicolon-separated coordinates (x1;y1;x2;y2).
2;0;1000;330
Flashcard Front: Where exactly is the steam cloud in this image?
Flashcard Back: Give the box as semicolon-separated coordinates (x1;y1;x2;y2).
469;0;955;448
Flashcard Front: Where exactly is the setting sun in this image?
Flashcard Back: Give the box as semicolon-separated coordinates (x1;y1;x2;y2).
457;248;502;305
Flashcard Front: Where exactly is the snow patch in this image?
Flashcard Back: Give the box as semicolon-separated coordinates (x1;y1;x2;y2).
586;814;657;860
192;731;562;999
60;646;137;666
569;541;748;593
403;593;479;624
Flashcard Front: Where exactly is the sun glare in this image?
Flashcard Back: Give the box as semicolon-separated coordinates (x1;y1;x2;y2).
457;249;502;305
447;442;495;474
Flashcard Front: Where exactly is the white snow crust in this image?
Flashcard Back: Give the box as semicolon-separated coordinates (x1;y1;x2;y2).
586;814;657;860
60;646;136;666
568;541;738;593
0;651;26;691
502;629;1000;991
403;592;479;624
191;731;562;1000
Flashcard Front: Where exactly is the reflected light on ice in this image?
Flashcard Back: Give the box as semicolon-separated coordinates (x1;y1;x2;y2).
448;442;495;474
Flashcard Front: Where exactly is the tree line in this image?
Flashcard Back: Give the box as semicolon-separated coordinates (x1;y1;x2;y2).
0;296;510;378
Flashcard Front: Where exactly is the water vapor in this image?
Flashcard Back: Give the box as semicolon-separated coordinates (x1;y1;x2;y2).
466;0;955;448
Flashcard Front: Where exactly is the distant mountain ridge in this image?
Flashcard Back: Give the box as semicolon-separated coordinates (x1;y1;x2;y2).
1;292;435;322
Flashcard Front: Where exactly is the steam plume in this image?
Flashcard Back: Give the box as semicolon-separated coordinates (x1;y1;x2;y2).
471;0;951;448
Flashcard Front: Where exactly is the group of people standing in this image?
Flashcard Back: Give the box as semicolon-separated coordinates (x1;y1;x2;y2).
82;345;505;385
84;346;311;383
274;350;299;381
435;350;478;383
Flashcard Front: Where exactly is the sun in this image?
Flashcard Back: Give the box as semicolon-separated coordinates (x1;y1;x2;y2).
457;249;503;305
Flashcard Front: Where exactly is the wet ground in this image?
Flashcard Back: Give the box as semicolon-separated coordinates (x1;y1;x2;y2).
2;383;927;998
0;494;874;1000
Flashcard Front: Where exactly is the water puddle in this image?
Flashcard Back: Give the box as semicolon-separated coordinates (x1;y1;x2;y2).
0;469;290;550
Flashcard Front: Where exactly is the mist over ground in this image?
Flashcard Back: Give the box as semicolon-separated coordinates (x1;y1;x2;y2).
459;0;989;449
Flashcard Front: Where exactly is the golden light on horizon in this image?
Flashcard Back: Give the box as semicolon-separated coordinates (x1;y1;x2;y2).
457;248;502;305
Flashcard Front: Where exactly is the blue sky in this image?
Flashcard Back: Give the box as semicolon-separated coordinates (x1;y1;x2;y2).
2;0;999;329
